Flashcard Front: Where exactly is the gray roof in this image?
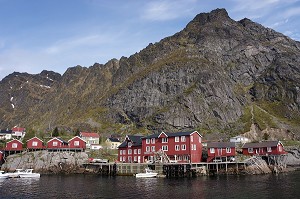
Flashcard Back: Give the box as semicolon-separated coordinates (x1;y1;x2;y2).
142;131;201;139
242;141;281;148
207;142;236;148
118;135;143;148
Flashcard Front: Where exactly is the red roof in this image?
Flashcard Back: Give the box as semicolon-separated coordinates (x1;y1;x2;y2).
12;127;25;132
80;132;99;138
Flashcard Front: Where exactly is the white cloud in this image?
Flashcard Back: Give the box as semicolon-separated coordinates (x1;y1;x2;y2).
142;0;197;21
283;7;300;18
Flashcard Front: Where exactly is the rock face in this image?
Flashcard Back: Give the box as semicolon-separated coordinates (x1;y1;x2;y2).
1;151;88;174
0;8;300;135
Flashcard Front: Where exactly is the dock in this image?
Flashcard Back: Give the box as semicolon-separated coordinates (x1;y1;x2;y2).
83;161;247;177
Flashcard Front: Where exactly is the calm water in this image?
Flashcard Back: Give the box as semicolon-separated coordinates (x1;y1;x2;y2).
0;171;300;199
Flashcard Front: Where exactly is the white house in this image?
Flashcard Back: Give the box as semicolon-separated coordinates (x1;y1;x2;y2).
230;135;250;144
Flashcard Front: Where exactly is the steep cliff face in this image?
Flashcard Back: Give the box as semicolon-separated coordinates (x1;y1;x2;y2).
0;9;300;135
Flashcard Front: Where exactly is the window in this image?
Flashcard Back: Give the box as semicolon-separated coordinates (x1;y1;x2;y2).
181;136;186;142
151;138;155;144
162;138;168;143
53;141;58;146
32;141;38;146
226;147;231;153
12;143;18;148
123;156;126;162
128;149;132;154
181;144;186;150
128;157;132;162
175;145;180;151
191;144;196;150
134;149;137;154
119;156;122;161
248;148;253;153
191;136;194;142
210;148;215;153
128;142;132;147
146;146;150;152
267;147;272;152
175;136;179;142
146;139;150;144
278;145;283;152
138;149;141;154
183;156;189;161
134;156;137;162
120;150;123;155
123;150;126;155
162;145;168;151
151;146;155;152
74;141;79;146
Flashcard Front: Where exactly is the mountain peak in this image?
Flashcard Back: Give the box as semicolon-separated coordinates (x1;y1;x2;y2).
191;8;230;25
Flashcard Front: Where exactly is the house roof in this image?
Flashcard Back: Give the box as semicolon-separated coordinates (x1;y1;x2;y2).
207;142;236;148
143;131;202;139
47;137;68;144
6;139;23;144
107;137;120;142
12;127;25;132
118;135;143;148
26;136;44;143
68;136;86;143
80;132;99;138
242;141;282;148
0;129;12;134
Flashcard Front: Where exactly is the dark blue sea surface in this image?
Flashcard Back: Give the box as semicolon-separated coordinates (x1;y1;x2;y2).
0;171;299;199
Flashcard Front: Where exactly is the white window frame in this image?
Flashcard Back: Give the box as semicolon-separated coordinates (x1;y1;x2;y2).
151;138;155;144
226;147;231;153
191;136;194;142
146;146;150;152
119;156;122;161
146;139;150;144
138;149;141;154
162;137;168;143
181;136;186;142
123;150;126;155
32;141;38;146
12;143;18;148
134;156;137;162
267;147;272;152
151;146;155;152
175;145;180;151
181;144;186;150
278;145;283;152
128;142;132;147
120;150;123;155
128;149;132;154
74;141;80;146
162;145;168;151
210;148;215;153
134;149;137;154
123;156;126;162
175;136;179;142
248;148;253;153
53;141;58;146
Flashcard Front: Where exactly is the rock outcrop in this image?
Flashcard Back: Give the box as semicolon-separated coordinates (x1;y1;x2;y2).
1;151;88;174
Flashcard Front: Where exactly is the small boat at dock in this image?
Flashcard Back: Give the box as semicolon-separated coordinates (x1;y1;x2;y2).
135;168;158;178
0;171;9;179
6;169;40;178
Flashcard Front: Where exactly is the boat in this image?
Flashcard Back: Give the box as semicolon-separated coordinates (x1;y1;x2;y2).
6;169;40;178
0;171;9;179
18;169;40;178
135;168;158;178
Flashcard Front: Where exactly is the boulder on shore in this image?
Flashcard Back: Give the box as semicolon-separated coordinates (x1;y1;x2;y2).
1;151;89;174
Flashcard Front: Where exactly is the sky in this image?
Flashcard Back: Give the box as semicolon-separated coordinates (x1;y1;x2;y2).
1;0;300;80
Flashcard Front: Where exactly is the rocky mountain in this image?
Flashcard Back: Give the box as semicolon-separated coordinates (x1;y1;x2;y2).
0;9;300;137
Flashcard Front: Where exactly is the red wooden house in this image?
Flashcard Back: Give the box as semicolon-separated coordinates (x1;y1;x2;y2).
5;139;23;151
27;136;44;151
118;135;143;163
142;131;203;163
207;142;236;162
242;141;286;156
47;137;68;150
68;136;86;151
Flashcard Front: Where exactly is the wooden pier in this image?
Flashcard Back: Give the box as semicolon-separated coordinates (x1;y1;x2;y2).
83;162;247;177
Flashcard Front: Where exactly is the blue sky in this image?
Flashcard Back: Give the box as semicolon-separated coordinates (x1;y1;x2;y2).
1;0;300;80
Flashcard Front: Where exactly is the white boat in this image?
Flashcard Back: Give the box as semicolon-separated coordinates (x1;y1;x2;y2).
135;168;158;178
7;169;40;178
18;169;40;178
0;171;9;179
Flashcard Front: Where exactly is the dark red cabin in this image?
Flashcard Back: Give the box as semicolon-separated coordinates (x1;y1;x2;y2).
207;142;236;162
242;141;286;156
5;139;23;151
68;136;86;151
47;137;68;150
27;136;44;150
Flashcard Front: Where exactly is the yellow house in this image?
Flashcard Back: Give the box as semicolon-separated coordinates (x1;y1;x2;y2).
105;137;121;149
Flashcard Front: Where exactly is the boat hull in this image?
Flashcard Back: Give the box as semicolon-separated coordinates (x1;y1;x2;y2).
135;173;158;178
19;173;40;178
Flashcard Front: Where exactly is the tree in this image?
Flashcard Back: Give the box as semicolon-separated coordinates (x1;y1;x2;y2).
53;127;59;137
